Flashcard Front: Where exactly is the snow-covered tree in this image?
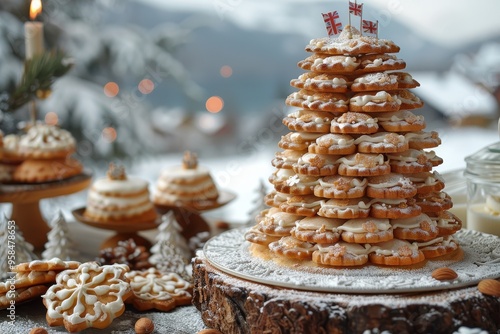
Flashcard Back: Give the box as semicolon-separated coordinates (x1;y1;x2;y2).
149;211;190;264
42;210;79;261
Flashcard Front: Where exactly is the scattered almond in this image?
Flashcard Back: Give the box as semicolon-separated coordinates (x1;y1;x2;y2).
431;267;458;281
198;330;223;334
29;328;48;334
135;317;155;334
477;279;500;297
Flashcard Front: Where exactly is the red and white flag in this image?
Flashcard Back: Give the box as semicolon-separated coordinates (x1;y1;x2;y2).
362;20;378;34
349;1;363;16
322;11;343;37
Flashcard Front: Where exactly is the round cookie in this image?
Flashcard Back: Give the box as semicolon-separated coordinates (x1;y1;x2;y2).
414;191;453;213
391;72;420;89
351;72;398;92
278;132;323;151
338;218;393;244
272;150;307;170
394;90;423;109
308;133;356;155
291;216;344;244
387;149;433;174
290;73;348;93
314;175;367;199
428;211;462;236
391;213;439;242
19;123;76;159
405;171;445;195
366;173;417;199
369;239;425;266
293;153;340;176
12;258;81;273
337;153;391;177
330;112;379;134
286;90;349;112
13;157;83;183
349;91;401;112
269;169;319;195
298;54;360;73
375;110;425;132
318;198;371;219
257;208;301;237
405;131;441;150
244;225;281;246
268;236;317;261
354;132;408;154
312;242;371;267
370;197;422;219
0;285;48;310
417;235;459;259
264;191;292;208
355;54;406;74
279;195;323;217
282;110;335;133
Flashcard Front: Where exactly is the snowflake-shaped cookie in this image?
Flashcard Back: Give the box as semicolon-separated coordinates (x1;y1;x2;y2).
42;262;132;333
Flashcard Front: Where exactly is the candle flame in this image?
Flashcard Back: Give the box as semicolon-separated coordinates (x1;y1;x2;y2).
30;0;42;20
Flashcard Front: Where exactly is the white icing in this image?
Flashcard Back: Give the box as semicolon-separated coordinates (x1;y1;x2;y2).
290;132;323;142
336;154;385;167
19;124;75;151
295;217;344;231
391;214;432;229
92;176;149;194
299;153;339;165
338;218;391;233
354;132;405;145
319;176;367;188
372;239;418;256
126;268;192;301
316;134;354;147
317;242;372;256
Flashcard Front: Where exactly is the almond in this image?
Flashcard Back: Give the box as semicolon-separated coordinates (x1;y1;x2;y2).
477;279;500;297
431;267;458;281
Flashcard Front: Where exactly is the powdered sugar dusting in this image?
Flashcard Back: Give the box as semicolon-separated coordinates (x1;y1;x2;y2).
203;228;500;294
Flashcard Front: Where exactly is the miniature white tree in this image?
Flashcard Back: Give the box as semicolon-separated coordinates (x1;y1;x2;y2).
245;179;269;226
149;211;190;266
42;210;79;261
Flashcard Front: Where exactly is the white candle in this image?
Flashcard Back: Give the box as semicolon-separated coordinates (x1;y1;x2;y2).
25;0;44;59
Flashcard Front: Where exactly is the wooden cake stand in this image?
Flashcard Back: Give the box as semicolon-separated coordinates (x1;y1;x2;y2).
0;172;92;249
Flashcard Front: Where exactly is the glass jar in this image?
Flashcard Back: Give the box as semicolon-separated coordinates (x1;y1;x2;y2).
464;141;500;236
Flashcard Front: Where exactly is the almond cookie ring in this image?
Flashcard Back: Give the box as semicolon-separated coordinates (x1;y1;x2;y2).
269;168;319;195
370;197;422;219
312;242;371;267
318;198;371;219
393;90;423;109
125;268;193;312
417;235;459;259
291;216;344;244
264;191;292;208
279;195;323;217
279;132;323;150
391;72;420;89
257;208;302;237
405;171;445;195
293;153;340;176
337;153;391;177
391;213;439;242
42;262;132;333
330;112;379;134
369;239;425;266
349;91;401;112
405;131;441;149
415;191;453;213
308;133;356;155
350;72;398;92
298;54;360;73
388;149;433;174
282;110;335;133
272;150;307;169
338;218;393;244
366;173;417;199
290;73;348;93
0;285;48;310
354;132;408;154
375;110;425;132
286;90;349;112
244;225;281;246
268;236;317;260
428;211;462;236
355;54;406;74
314;175;367;199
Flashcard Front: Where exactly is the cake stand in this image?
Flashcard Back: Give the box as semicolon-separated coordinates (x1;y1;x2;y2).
0;171;92;249
71;208;159;250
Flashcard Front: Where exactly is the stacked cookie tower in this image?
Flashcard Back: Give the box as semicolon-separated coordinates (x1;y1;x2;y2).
245;26;462;266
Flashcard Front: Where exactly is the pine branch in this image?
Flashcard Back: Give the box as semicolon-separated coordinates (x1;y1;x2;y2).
5;50;73;112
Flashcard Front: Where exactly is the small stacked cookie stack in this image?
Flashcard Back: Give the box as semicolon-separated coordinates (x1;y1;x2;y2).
245;26;461;266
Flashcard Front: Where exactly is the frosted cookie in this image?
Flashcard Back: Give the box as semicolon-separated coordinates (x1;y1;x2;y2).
298;54;359;73
405;171;445;194
264;191;292;208
282;110;335;133
290;73;348;93
369;239;425;266
314;175;367;199
305;26;400;55
279;195;323;217
391;72;420;89
19;123;76;159
42;262;132;332
293;153;340;176
337;153;391;177
312;242;371;267
268;236;317;260
308;133;356;155
338;218;393;244
257;208;301;236
393;90;423;109
415;191;453;213
405;131;441;149
351;72;398;92
278;132;323;151
355;54;406;74
272;150;307;169
13;157;83;183
125;268;193;312
0;285;48;310
286;90;349;112
269;168;319;195
391;214;439;242
366;173;417;199
370;197;421;219
291;216;344;244
387;149;433;174
424;150;443;167
349;91;401;112
375;110;425;132
417;235;459;259
428;211;462;236
0;271;57;294
318;198;371;219
244;225;281;246
12;258;80;273
330;112;379;134
354;132;408;154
